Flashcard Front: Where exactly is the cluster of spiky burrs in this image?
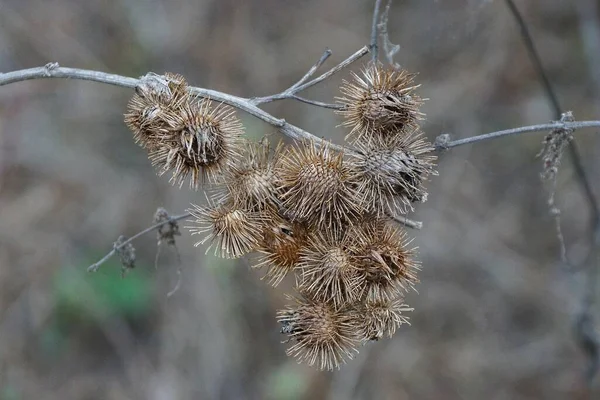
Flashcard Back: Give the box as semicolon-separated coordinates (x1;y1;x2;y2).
124;63;436;370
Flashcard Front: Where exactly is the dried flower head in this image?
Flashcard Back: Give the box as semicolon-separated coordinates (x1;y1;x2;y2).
337;64;424;143
124;72;190;148
276;141;361;229
254;211;310;286
352;129;437;215
114;235;136;277
154;207;181;246
277;295;359;370
538;111;575;180
224;139;283;210
359;297;413;342
148;99;244;188
297;230;365;308
351;222;419;300
186;199;263;259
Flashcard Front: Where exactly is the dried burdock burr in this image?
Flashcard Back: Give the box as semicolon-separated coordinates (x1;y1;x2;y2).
351;129;437;215
276;141;362;230
186;198;263;259
337;64;424;143
254;211;310;286
296;230;365;308
351;222;419;301
124;72;190;148
224;139;283;211
148;98;244;188
359;297;413;342
277;294;359;371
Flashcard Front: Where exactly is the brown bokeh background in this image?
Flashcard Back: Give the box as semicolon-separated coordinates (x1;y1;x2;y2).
1;0;600;399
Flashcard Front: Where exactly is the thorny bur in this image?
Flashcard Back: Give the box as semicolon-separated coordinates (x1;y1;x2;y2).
123;64;436;370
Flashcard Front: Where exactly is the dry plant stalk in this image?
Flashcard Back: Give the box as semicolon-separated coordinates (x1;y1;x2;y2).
121;60;435;370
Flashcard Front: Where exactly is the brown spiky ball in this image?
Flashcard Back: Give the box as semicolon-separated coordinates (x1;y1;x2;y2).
254;211;310;286
148;99;244;188
359;297;413;342
224;139;283;210
187;199;263;259
276;141;361;230
277;294;359;371
337;64;424;143
351;222;419;301
296;230;365;308
351;129;437;215
124;72;190;148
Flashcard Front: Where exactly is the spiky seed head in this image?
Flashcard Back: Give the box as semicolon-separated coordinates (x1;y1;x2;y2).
186;199;263;259
351;129;437;215
359;297;413;343
253;211;311;286
124;72;190;148
277;295;359;371
148;99;244;189
296;231;365;308
224;140;283;211
337;64;425;143
276;141;361;230
351;222;420;301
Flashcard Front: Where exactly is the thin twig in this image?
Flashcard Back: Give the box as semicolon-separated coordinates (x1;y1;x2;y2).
290;95;345;110
391;215;423;230
378;0;401;69
87;213;191;272
370;0;383;62
294;47;369;93
251;46;369;105
504;0;560;113
436;121;600;150
0;62;351;153
289;49;332;91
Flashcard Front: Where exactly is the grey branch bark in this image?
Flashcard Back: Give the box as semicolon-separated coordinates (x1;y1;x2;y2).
370;0;383;62
435;121;600;150
0;46;372;155
251;46;369;105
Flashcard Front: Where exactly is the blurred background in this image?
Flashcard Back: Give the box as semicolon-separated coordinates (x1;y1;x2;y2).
1;0;600;398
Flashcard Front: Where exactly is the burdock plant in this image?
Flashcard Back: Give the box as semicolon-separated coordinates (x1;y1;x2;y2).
139;63;435;370
1;0;597;381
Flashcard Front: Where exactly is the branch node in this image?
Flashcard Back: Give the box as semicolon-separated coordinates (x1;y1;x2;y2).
136;72;171;98
434;133;451;150
154;207;181;247
539;111;575;181
44;62;59;76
